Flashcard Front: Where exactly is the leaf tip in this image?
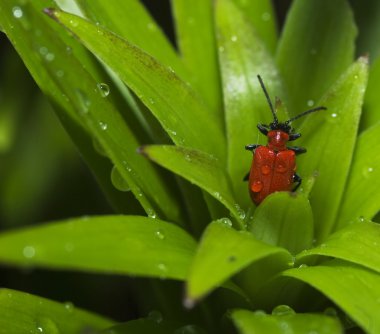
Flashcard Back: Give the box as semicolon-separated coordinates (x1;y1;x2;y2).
43;7;59;20
358;54;369;65
136;145;148;157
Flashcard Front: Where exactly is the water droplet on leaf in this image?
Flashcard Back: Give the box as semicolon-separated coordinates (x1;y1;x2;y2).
97;83;110;97
111;166;130;192
272;305;295;316
23;246;36;258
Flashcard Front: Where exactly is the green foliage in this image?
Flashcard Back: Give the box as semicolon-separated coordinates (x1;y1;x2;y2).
1;0;380;333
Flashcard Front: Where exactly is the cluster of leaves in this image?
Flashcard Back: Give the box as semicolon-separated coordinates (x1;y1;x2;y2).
1;0;380;333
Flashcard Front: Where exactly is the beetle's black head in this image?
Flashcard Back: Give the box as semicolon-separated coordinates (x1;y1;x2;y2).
268;121;292;134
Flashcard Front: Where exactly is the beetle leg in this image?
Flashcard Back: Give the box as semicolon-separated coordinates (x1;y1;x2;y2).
257;123;269;136
243;171;250;181
293;173;302;191
245;144;261;151
288;146;306;155
289;132;301;141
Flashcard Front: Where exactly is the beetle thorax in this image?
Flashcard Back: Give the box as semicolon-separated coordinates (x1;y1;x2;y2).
267;130;289;151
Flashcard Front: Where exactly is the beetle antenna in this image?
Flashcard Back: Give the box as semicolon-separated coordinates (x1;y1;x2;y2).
257;75;278;124
285;106;327;124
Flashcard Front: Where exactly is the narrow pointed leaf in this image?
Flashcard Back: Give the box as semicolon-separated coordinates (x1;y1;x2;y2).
232;0;277;54
172;0;222;118
297;58;368;241
0;0;157;215
46;9;226;162
297;220;380;274
338;122;380;226
0;288;113;334
276;0;356;114
141;145;243;226
282;260;380;333
0;216;196;280
76;0;189;81
249;192;313;254
216;0;284;208
231;309;342;334
187;220;292;301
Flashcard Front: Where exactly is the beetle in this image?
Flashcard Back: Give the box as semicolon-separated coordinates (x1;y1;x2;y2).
245;75;326;205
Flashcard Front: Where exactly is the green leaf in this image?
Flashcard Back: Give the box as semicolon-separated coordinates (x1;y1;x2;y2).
297;220;380;274
232;0;277;54
140;145;244;226
0;288;113;333
186;220;292;301
46;9;226;162
231;309;342;334
0;216;196;280
249;192;314;255
282;260;380;333
297;57;368;241
171;0;222;118
276;0;356;114
0;0;145;215
338;122;380;227
76;0;189;81
216;0;284;208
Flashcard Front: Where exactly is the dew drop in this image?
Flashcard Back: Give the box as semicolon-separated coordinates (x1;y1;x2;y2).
331;113;338;118
261;12;271;21
272;305;295;316
39;46;48;56
298;263;308;268
234;203;246;219
155;229;165;240
307;99;315;107
276;164;287;173
261;165;270;175
253;310;266;317
23;246;36;258
99;121;108;131
147;208;157;219
36;317;60;334
45;52;55;62
64;301;74;313
147;310;163;324
56;70;64;78
175;324;204;334
66;46;72;55
97;83;110;97
231;35;238;42
69;19;78;27
251;181;263;192
111;166;130;192
218;217;233;227
146;22;156;31
75;89;91;114
12;6;23;18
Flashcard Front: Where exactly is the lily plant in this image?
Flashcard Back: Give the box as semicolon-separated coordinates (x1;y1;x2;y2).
0;0;380;333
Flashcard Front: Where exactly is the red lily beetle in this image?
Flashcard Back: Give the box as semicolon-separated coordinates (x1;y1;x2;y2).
245;75;326;205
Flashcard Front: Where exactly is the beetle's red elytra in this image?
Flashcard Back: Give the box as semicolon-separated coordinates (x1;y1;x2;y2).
245;75;327;205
